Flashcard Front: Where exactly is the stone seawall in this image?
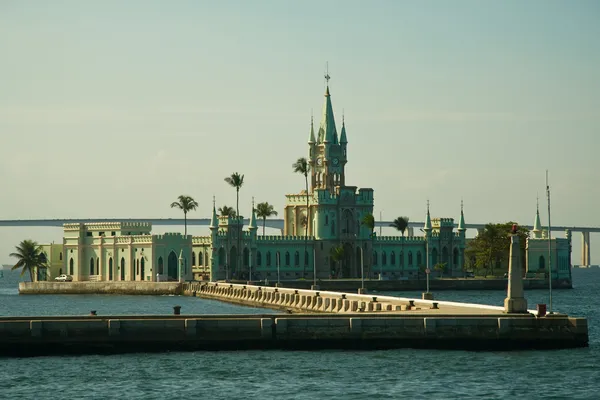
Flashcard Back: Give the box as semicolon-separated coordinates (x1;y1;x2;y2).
0;313;588;357
241;278;572;292
19;282;183;295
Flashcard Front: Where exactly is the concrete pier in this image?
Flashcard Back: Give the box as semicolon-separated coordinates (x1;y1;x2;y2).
0;312;588;357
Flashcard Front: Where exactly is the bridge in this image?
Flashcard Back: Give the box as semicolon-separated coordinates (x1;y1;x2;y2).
0;218;597;266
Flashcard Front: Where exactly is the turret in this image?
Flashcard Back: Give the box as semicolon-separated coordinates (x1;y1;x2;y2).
248;198;258;231
340;115;347;144
533;199;542;239
458;201;466;232
209;201;218;229
424;201;432;232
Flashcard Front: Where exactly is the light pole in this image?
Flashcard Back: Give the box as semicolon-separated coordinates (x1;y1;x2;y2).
421;228;432;299
313;244;317;288
360;245;365;292
276;251;280;286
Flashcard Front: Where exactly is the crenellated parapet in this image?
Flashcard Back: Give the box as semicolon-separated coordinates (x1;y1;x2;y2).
432;218;455;228
192;236;212;244
257;235;314;242
375;236;426;243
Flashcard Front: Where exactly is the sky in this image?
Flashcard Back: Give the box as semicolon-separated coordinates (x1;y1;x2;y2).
1;0;599;265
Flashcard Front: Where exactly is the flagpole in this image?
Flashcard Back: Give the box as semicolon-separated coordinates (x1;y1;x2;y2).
546;170;553;314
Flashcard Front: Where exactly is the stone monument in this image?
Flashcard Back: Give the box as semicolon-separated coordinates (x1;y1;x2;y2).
504;224;528;313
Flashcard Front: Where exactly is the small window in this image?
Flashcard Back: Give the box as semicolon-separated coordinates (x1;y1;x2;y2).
86;232;92;237
111;231;116;236
98;232;105;237
59;252;63;261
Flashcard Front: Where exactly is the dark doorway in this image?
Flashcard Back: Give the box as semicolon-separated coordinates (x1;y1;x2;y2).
168;251;178;281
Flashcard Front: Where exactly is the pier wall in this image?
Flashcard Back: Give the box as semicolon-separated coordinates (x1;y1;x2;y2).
185;282;511;315
18;281;183;295
0;313;588;356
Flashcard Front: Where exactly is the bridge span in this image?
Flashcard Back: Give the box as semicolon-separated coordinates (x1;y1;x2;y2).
0;218;596;266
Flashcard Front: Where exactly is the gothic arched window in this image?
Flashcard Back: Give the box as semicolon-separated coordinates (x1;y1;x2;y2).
390;251;396;265
408;251;413;266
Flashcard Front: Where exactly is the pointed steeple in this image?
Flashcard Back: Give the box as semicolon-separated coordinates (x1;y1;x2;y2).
340;113;347;144
209;196;218;229
424;200;432;231
318;76;338;144
533;196;542;237
458;200;466;231
248;197;257;230
308;114;316;144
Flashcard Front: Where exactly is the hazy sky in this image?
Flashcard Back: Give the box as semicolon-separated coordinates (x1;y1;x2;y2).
1;0;599;265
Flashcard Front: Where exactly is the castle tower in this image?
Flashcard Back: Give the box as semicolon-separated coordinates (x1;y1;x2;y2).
310;75;347;193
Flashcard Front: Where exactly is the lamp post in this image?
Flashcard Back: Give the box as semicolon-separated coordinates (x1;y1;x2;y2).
421;228;433;300
313;244;317;289
276;251;280;286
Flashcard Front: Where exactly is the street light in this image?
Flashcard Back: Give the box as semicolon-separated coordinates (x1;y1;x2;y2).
313;244;317;289
276;251;280;286
420;228;431;297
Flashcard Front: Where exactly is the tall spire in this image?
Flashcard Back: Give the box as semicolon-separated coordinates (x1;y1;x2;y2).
340;112;347;144
424;200;432;231
318;69;338;144
209;196;218;229
458;199;466;231
533;195;542;237
308;113;315;143
248;197;257;229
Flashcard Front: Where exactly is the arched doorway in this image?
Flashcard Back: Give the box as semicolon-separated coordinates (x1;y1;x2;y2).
229;247;237;277
168;251;178;281
158;257;164;275
140;258;145;281
69;258;74;275
120;257;125;281
342;243;353;278
108;258;113;280
442;247;449;264
89;258;94;275
539;255;546;270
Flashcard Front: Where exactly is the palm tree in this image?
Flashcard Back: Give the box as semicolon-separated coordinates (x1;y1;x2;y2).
390;216;409;275
10;240;48;281
255;202;278;236
170;195;198;236
361;213;375;278
218;205;236;217
330;245;345;278
292;157;310;277
389;216;410;237
224;172;244;275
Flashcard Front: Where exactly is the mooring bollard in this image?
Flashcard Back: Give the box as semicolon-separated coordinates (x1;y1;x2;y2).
173;305;182;315
431;302;439;309
90;310;97;316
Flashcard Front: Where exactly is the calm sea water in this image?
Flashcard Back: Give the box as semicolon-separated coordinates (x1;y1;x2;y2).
0;269;598;400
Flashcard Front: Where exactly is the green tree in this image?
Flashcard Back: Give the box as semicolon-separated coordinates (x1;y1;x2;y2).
170;195;198;236
10;240;48;282
224;172;245;274
361;213;375;278
255;202;278;236
390;216;409;274
434;262;447;278
218;205;236;217
465;222;529;277
330;245;345;278
292;157;310;277
389;216;409;237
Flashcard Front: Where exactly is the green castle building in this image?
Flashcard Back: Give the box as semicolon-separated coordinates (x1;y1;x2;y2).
32;80;571;285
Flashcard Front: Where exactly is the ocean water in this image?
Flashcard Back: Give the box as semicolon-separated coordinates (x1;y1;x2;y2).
0;269;598;400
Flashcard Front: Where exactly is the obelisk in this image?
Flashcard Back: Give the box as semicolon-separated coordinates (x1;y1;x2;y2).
504;224;528;313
